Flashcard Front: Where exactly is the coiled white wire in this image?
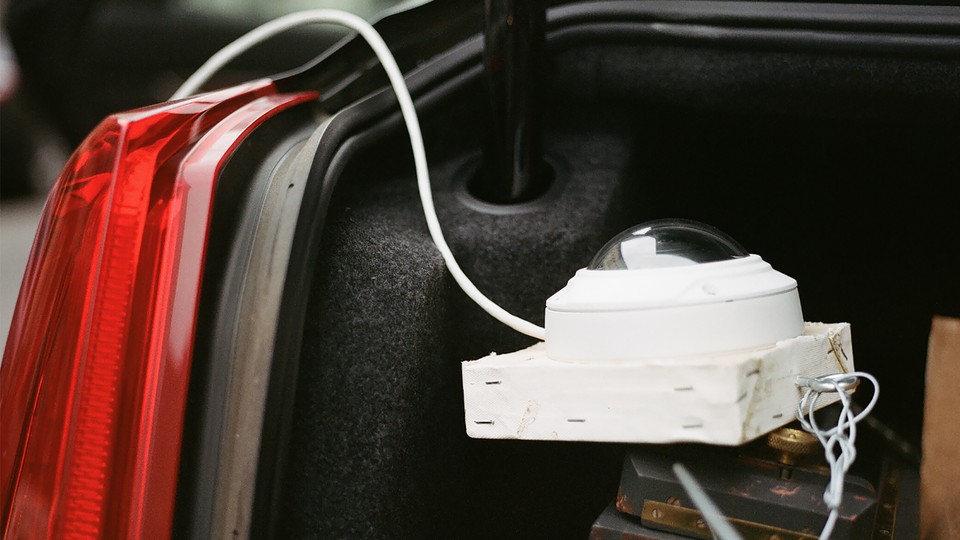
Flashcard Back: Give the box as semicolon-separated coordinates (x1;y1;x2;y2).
172;9;546;340
797;372;879;540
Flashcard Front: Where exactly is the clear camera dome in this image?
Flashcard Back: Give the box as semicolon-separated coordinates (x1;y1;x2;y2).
588;218;748;270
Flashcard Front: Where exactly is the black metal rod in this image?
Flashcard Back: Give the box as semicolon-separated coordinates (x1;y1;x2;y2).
477;0;547;204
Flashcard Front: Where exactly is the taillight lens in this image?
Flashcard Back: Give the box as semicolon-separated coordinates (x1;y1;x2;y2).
1;78;313;539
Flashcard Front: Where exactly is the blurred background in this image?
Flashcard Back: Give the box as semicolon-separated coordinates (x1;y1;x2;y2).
0;0;404;351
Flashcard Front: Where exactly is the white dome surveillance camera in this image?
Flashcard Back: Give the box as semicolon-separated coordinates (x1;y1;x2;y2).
463;219;854;446
545;219;804;361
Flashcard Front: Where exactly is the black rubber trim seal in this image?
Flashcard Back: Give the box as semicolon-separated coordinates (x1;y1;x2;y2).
172;105;320;540
250;31;489;540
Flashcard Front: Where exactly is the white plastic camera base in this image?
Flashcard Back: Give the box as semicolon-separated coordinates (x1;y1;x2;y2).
462;322;854;445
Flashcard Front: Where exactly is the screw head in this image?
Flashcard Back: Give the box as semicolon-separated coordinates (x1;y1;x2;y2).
767;428;819;464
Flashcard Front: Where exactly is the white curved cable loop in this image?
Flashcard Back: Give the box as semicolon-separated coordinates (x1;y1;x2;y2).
172;9;546;340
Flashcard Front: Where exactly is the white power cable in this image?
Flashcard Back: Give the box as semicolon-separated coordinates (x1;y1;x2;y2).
172;9;546;340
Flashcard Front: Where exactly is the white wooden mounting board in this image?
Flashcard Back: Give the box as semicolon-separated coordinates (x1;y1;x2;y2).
462;322;854;445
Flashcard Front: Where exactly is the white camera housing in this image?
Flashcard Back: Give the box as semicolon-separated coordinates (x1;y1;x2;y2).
546;254;803;361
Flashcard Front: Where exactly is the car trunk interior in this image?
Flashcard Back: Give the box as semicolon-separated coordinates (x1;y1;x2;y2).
276;5;959;538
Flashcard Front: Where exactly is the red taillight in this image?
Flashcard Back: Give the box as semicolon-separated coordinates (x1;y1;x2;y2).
1;79;315;539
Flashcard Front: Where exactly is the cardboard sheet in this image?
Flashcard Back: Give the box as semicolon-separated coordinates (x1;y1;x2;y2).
921;316;960;540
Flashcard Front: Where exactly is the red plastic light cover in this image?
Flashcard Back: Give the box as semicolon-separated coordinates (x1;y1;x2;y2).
1;80;316;539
